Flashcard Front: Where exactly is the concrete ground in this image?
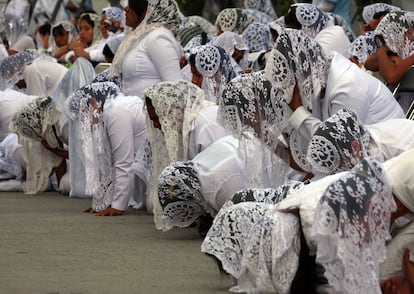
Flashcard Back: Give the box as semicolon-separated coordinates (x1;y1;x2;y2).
0;191;232;294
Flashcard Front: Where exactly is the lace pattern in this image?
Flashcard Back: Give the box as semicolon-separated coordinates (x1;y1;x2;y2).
201;202;272;278
362;3;401;24
158;161;206;231
9;96;63;193
374;10;414;59
293;3;335;39
238;209;300;294
144;80;212;228
311;158;396;294
306;108;383;175
242;22;271;53
244;0;276;19
102;7;123;22
0;51;36;89
348;31;378;64
215;8;254;34
66;82;120;210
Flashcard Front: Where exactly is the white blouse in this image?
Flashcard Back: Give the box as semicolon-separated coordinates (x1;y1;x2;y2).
121;28;183;97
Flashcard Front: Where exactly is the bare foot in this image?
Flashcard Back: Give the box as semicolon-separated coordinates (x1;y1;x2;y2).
82;207;95;213
95;207;124;216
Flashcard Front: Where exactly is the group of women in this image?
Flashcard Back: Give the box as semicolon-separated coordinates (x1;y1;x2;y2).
1;0;414;293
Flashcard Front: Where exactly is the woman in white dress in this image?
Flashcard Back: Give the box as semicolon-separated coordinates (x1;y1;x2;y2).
265;28;404;172
109;0;186;97
143;80;228;226
66;81;149;215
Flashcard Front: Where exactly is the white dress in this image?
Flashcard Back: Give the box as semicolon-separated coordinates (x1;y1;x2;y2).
103;96;149;211
22;59;68;96
289;52;405;143
121;28;183;97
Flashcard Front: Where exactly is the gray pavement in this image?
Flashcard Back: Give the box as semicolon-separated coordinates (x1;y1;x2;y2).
0;191;231;294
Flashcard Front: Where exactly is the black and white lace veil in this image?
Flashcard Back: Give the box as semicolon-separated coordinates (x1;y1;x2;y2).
244;0;276;20
9;96;63;193
143;80;214;228
218;71;290;188
348;31;378;64
157;161;205;231
242;22;271;53
0;50;36;90
265;28;332;171
292;3;335;39
374;10;414;59
52;57;96;198
66;82;121;210
215;8;254;34
362;3;401;25
306;108;384;176
311;158;396;293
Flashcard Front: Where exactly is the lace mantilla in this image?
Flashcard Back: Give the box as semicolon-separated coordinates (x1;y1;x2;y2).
293;3;335;39
215;8;254;34
158;161;205;231
0;51;36;89
362;3;401;24
311;158;396;294
374;10;414;59
348;31;378;64
242;22;271;53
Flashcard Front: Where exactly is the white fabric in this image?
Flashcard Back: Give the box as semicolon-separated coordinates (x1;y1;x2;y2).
103;96;148;211
23;59;68;96
121;28;182;97
314;25;350;57
0;88;34;141
288;52;405;144
382;148;414;214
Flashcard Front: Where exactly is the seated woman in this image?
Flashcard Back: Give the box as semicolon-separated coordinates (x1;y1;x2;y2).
241;22;271;72
66;12;102;65
367;11;414;114
50;21;78;63
143;80;229;226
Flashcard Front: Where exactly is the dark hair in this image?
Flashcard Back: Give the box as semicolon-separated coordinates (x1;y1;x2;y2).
103;44;115;62
79;13;97;28
189;53;196;68
38;22;51;35
129;0;148;16
52;24;66;37
372;10;389;20
284;6;302;30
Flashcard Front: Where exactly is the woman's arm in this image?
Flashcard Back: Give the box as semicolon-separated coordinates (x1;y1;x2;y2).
377;45;414;85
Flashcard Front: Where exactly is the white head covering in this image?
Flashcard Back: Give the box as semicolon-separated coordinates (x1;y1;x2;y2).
78;12;102;45
9;96;63;193
50;21;78;54
110;0;187;76
242;22;271;53
0;50;36;90
382;148;414;214
312;158;395;294
348;31;378;64
374;10;414;59
215;8;254;34
362;3;401;24
3;13;29;49
244;0;276;19
292;3;335;39
144;80;213;228
66;82;121;210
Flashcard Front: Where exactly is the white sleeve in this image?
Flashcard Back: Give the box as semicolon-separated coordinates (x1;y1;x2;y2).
105;108;135;211
146;31;183;82
288;106;322;143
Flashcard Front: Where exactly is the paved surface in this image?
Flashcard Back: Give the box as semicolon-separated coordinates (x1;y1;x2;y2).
0;191;231;294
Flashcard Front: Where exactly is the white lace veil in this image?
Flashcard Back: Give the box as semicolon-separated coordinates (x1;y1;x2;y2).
374;10;414;59
311;158;396;294
362;3;401;24
9;96;63;193
212;31;249;71
0;50;36;90
110;0;187;76
193;44;236;102
348;31;378;64
53;57;96;198
215;8;254;34
292;3;335;39
218;71;290;188
143;80;213;228
50;21;78;54
65;82;121;209
3;13;29;49
157;161;205;231
306;108;383;175
242;22;271;53
244;0;276;20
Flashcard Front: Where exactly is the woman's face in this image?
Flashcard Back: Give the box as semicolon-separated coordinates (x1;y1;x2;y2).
53;28;69;47
78;19;94;46
100;14;110;39
124;5;145;29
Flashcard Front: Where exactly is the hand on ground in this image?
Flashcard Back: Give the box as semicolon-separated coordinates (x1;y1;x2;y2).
95;207;124;216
